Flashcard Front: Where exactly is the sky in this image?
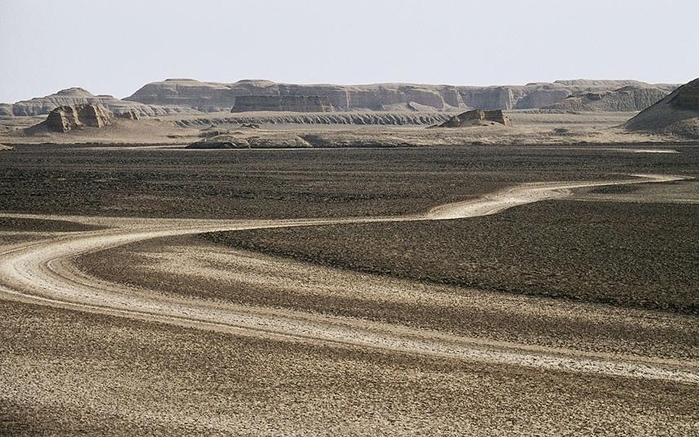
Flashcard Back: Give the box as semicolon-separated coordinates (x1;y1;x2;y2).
1;0;698;103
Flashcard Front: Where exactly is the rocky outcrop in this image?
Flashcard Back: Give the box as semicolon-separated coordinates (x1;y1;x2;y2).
39;104;113;132
544;86;668;112
5;87;199;117
625;78;699;138
232;96;333;112
438;109;511;127
116;109;140;120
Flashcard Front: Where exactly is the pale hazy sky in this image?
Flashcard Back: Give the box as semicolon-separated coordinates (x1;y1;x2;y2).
1;0;697;103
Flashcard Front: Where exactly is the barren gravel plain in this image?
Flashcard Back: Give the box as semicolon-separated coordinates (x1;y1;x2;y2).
1;142;699;435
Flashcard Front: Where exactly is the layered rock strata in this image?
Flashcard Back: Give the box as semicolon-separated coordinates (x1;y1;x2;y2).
232;96;333;112
126;78;676;112
39;104;113;132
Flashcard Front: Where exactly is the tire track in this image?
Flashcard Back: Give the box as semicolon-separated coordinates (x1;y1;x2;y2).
1;174;696;383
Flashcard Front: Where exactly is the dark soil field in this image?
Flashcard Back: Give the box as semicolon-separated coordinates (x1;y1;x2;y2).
1;143;697;219
0;217;102;233
202;200;699;314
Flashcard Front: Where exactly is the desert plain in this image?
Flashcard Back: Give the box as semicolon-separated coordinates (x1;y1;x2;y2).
1;79;699;435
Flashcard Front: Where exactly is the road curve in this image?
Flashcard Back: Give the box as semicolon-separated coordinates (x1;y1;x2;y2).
1;174;697;383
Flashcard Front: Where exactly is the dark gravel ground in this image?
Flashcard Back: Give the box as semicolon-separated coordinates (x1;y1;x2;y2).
0;217;102;232
203;200;699;314
2;299;697;436
1;143;697;219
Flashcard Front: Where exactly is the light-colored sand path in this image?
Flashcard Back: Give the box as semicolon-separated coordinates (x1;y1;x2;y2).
1;173;696;383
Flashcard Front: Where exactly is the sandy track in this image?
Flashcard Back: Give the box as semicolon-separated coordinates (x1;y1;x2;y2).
1;173;696;383
424;173;685;219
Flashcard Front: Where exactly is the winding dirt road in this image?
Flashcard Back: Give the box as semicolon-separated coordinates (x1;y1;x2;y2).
1;174;696;384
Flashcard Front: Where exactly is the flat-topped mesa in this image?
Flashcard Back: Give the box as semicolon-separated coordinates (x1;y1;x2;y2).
232;95;334;113
438;109;511;128
43;104;113;132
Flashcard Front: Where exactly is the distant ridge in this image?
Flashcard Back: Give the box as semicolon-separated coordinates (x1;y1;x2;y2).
125;78;677;113
1;79;679;118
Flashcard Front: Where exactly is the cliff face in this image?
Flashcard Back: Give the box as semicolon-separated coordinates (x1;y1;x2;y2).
125;78;676;113
625;78;699;138
41;104;113;132
232;96;333;112
6;79;680;120
544;86;668;112
127;79;468;112
6;87;198;117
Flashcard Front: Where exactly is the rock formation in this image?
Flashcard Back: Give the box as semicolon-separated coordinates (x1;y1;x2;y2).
544;86;668;112
38;104;113;132
5;87;198;117
0;104;13;117
116;109;140;120
126;79;468;112
625;78;699;138
232;96;333;112
175;112;452;128
438;109;511;127
125;78;676;113
4;79;680;126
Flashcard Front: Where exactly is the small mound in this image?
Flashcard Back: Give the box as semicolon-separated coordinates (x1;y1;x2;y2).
437;109;511;128
625;78;699;138
187;134;312;149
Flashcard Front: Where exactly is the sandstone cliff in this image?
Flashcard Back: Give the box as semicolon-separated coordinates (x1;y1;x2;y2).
30;104;113;133
625;78;699;138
